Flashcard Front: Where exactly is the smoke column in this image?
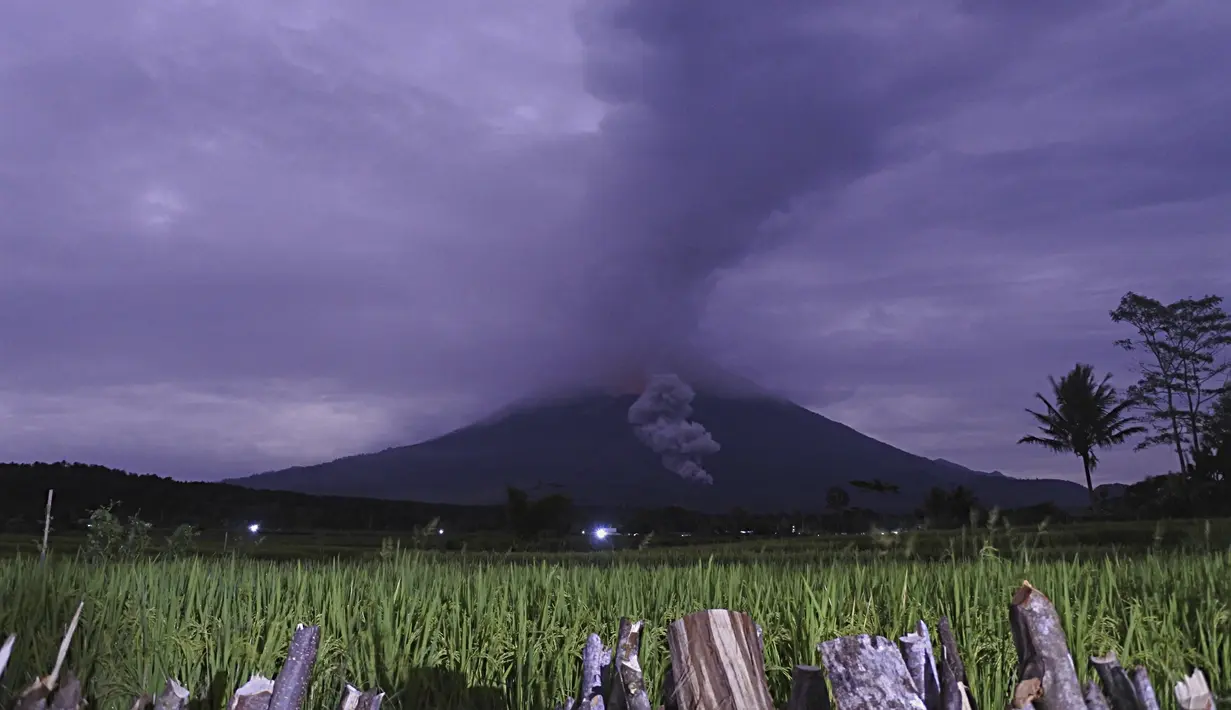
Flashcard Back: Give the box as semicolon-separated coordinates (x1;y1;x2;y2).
566;0;1040;382
627;374;721;483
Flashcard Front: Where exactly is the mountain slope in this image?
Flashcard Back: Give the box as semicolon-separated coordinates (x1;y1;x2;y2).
229;391;1090;513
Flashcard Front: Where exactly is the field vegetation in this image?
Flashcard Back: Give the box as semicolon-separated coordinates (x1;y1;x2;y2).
2;518;1229;710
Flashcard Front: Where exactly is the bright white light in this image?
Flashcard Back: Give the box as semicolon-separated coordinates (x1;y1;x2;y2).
247;523;260;533
593;527;609;540
438;528;444;535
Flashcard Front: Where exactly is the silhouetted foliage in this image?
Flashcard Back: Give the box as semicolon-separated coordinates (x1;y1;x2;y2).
825;486;850;511
1018;362;1145;507
1111;291;1231;473
504;487;576;539
0;461;509;534
918;485;983;529
849;479;900;494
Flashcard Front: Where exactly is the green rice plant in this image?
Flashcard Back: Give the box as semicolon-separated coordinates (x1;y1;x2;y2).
0;548;1225;710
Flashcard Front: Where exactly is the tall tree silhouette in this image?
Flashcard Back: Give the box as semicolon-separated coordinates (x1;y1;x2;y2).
1018;363;1145;507
1110;292;1231;473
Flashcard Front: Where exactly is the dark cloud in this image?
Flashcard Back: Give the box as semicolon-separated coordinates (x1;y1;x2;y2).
0;0;1228;484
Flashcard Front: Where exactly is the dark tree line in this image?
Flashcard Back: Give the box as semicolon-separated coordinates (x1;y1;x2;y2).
0;461;510;534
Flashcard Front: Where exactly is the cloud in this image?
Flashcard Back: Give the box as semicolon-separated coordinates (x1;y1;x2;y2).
0;0;1228;484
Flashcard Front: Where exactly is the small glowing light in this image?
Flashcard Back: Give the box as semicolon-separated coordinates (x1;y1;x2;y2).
247;523;260;534
438;528;444;535
593;527;609;540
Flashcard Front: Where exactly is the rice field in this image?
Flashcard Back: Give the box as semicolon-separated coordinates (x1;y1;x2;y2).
1;544;1228;710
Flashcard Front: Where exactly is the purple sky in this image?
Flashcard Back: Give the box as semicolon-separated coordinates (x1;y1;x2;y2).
2;0;1229;487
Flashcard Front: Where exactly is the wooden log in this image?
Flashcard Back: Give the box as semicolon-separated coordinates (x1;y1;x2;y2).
46;672;84;710
1129;668;1159;710
1008;581;1084;710
660;665;677;710
155;681;188;710
574;632;611;710
899;620;941;710
1013;677;1044;710
336;685;362;710
355;689;384;710
1173;669;1215;710
0;634;14;684
1083;681;1110;710
785;665;830;710
936;617;977;710
227;675;275;710
818;635;925;710
151;679;190;710
607;619;653;710
13;602;86;710
13;676;54;710
1088;653;1142;710
269;625;320;710
337;684;385;710
666;609;774;710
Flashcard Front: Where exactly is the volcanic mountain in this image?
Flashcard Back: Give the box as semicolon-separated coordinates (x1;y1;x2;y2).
228;381;1091;513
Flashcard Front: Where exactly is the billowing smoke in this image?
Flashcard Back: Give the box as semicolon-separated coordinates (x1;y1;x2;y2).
628;374;721;483
567;0;1045;379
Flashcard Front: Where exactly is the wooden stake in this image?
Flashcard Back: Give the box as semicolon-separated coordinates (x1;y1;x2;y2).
665;609;774;710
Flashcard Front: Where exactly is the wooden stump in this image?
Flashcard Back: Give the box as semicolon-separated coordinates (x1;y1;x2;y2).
665;609;775;710
1009;581;1084;710
818;635;925;710
786;665;831;710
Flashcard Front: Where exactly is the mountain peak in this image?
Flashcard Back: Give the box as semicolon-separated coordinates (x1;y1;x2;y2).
230;386;1087;513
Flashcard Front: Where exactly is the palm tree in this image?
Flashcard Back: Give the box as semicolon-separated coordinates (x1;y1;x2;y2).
1018;363;1146;507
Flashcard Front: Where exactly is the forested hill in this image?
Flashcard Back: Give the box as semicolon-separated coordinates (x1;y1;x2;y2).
0;461;504;533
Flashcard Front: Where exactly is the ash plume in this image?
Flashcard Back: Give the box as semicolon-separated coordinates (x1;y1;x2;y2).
566;0;1050;378
628;374;721;483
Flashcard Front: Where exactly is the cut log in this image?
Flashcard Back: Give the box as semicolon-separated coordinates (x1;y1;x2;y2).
1083;681;1110;710
337;684;384;710
1008;581;1084;710
16;601;88;710
152;678;191;710
574;632;611;709
608;619;653;710
1174;669;1215;710
45;671;84;710
785;665;830;710
1088;653;1142;710
660;665;677;710
336;685;363;710
818;634;926;710
899;620;941;710
13;676;52;710
0;634;15;684
937;617;977;710
1013;677;1044;710
665;609;775;710
227;675;275;710
269;625;321;710
355;689;384;710
48;602;85;694
1130;668;1159;710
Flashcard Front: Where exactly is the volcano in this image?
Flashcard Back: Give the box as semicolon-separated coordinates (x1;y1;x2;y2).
227;384;1091;513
